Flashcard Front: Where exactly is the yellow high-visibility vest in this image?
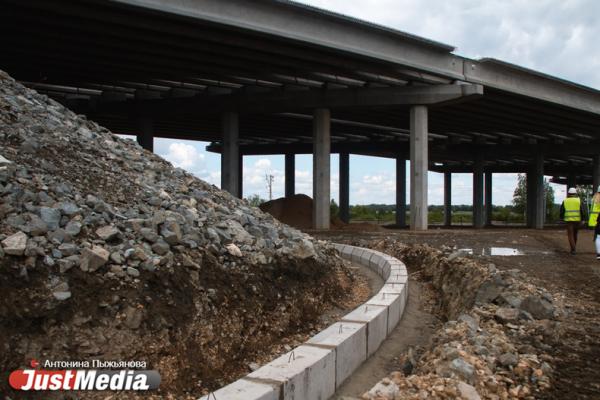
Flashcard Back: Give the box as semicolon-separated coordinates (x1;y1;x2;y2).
589;201;600;227
564;197;581;222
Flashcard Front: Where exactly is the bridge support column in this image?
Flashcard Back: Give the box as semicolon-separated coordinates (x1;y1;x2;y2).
567;173;576;190
473;155;484;228
339;152;350;224
396;157;406;228
221;111;240;198
444;171;451;227
533;154;545;229
485;172;493;226
593;155;600;193
285;153;295;198
410;105;428;230
136;116;154;152
313;108;331;230
238;154;244;199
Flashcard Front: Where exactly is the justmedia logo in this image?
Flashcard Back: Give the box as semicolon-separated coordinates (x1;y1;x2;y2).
8;360;161;391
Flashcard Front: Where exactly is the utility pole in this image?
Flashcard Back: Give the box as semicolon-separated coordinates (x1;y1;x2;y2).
265;173;274;200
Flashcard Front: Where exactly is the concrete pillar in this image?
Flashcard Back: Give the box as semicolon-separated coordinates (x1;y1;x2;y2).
238;154;244;199
285;153;295;198
136;116;154;152
526;170;534;227
396;157;407;228
593;155;600;193
567;173;576;190
313;108;331;230
339;152;350;224
533;153;545;229
485;172;493;226
473;155;484;228
221;111;240;198
410;105;428;230
443;172;451;227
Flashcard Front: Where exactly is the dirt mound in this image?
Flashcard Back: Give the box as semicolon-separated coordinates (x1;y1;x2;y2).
0;69;357;398
260;194;314;229
260;194;382;232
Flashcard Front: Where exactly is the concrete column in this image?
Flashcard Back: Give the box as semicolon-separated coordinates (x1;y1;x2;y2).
238;154;244;199
485;172;493;226
221;111;240;198
285;153;295;198
396;157;407;228
473;155;484;228
593;155;600;193
410;106;428;230
533;153;545;229
339;152;350;223
313;108;331;230
443;172;451;227
567;173;576;190
136;116;154;152
526;170;534;227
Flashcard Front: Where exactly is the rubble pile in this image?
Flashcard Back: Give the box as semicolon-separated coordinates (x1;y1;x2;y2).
0;69;358;397
357;240;564;400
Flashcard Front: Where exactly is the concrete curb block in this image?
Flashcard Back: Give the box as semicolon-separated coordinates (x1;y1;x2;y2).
199;244;409;400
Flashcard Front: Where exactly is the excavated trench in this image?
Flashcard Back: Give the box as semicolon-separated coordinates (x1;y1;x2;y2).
332;240;564;400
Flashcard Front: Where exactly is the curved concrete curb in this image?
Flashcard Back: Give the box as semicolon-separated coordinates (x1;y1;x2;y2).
199;244;408;400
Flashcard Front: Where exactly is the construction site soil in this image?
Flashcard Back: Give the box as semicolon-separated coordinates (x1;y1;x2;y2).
0;70;370;399
315;227;600;400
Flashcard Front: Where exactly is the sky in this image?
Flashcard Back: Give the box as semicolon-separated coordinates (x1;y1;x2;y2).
139;0;599;205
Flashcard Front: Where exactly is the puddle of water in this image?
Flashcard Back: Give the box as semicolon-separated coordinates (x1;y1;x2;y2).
458;247;553;256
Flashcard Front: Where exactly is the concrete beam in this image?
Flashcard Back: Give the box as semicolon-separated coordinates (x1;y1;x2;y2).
339;152;350;223
410;106;428;230
285;153;295;198
396;157;406;228
473;155;484;228
313;108;331;230
102;84;484;116
485;172;493;226
221;111;240;197
136;115;154;152
444;172;451;227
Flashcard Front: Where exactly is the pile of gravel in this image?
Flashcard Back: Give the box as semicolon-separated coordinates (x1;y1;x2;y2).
0;69;351;397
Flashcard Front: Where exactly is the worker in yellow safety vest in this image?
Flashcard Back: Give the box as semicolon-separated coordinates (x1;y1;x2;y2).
560;187;586;255
589;186;600;260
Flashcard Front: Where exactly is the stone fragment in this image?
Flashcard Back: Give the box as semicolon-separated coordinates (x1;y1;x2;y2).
39;207;61;230
123;306;143;329
292;238;317;259
139;227;158;243
80;246;110;272
126;267;140;277
53;291;71;301
448;357;475;382
457;382;481;400
151;240;170;256
2;231;28;255
65;220;82;236
520;295;555;319
95;225;120;241
498;352;518;367
160;221;182;245
226;243;242;257
495;307;520;323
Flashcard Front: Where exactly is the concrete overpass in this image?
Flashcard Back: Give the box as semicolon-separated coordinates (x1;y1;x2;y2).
3;0;600;230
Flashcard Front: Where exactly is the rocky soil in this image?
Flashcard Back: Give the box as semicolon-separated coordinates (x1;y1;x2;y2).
0;69;362;398
343;239;564;400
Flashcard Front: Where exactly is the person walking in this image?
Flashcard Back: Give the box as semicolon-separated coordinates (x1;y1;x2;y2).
589;186;600;260
560;187;586;255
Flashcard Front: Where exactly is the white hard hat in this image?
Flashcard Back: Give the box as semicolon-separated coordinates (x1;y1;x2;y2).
568;187;577;194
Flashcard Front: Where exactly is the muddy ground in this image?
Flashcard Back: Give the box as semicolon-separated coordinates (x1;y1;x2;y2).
315;226;600;400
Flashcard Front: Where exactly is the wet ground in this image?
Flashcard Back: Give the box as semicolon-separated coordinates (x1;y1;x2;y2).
315;226;600;400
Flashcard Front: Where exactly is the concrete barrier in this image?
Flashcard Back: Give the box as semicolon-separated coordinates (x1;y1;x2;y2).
199;244;409;400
